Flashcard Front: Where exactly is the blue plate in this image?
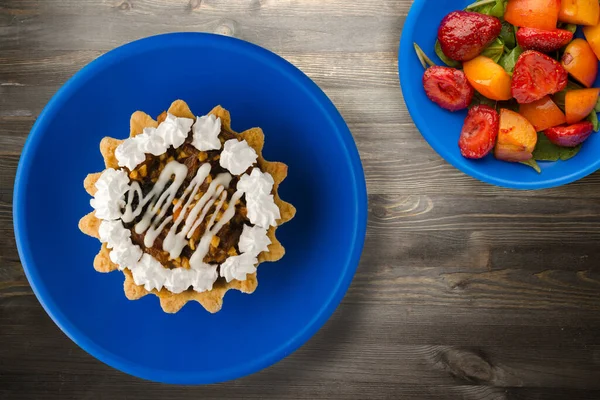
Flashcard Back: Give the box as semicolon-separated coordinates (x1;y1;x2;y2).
13;33;367;384
399;0;600;189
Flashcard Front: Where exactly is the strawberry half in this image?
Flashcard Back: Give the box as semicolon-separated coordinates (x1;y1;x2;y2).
438;11;502;61
511;50;568;104
423;66;474;112
459;105;499;159
544;122;594;147
516;27;574;53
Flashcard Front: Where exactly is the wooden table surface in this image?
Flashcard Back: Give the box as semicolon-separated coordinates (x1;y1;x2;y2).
1;1;600;399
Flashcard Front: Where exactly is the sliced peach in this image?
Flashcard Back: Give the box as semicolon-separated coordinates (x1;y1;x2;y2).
558;0;600;26
583;20;600;60
565;88;600;123
519;96;566;131
505;0;560;31
495;109;538;162
495;143;534;162
498;109;538;152
562;39;599;88
463;56;512;101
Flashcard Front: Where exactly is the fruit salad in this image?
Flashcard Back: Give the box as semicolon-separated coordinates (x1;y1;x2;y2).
414;0;600;173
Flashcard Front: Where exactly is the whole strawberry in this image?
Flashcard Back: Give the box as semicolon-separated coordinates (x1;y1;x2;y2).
438;11;502;61
516;28;573;53
423;66;474;111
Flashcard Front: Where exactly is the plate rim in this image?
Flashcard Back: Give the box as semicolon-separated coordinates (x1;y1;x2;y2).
399;0;600;190
12;32;368;384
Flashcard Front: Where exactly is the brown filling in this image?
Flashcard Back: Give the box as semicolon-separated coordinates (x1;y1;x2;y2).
123;115;251;273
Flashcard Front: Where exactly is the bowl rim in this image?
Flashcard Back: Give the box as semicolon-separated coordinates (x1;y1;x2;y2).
12;32;368;384
399;0;600;190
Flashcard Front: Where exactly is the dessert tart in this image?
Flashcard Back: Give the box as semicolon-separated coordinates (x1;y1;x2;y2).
78;100;295;313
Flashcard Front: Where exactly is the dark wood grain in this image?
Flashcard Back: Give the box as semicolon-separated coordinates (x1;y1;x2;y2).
1;1;600;399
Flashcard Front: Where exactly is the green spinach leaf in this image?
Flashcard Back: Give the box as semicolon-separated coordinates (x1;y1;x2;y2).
500;21;516;49
469;92;497;109
466;0;506;17
413;42;435;69
520;159;541;173
434;40;461;68
481;38;505;63
553;92;566;110
558;23;578;35
587;111;599;132
488;0;507;17
532;132;582;161
499;45;522;73
594;96;600;113
497;99;519;112
560;24;577;35
559;146;583;161
466;0;496;13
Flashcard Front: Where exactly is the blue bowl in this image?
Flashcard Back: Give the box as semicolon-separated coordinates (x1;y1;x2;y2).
13;33;367;384
399;0;600;189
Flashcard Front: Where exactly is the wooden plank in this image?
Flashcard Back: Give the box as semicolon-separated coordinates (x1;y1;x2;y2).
0;13;405;52
0;0;412;19
360;230;600;272
350;265;600;311
0;51;103;86
368;194;600;234
0;117;33;152
0;379;541;400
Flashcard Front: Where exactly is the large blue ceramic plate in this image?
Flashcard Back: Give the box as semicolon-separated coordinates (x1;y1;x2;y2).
399;0;600;189
13;33;367;384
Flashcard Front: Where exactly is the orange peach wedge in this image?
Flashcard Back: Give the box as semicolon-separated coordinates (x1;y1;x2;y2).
519;96;566;131
505;0;560;31
583;20;600;60
565;88;600;124
559;0;599;26
463;56;512;101
495;109;538;162
562;39;599;88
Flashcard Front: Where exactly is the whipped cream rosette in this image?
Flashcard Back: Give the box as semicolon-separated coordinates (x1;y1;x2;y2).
79;100;295;313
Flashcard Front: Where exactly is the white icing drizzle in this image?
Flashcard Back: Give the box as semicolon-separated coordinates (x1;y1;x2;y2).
189;190;244;270
136;161;188;247
163;170;232;259
121;160;245;286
